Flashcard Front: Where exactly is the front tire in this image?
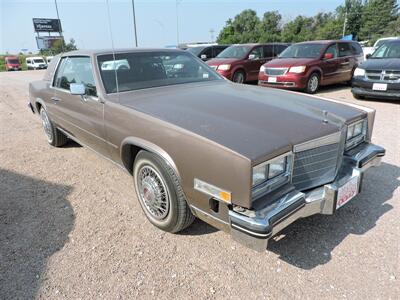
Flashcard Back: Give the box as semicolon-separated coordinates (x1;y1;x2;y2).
39;107;67;147
305;73;320;94
232;70;245;83
133;151;194;233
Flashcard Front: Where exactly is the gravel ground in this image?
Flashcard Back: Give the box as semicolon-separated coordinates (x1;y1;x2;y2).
0;70;399;299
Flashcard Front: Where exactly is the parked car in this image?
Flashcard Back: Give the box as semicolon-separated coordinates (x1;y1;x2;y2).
258;40;364;93
28;49;385;251
352;40;400;100
4;56;21;71
187;45;230;61
363;37;400;58
206;43;289;83
26;56;47;70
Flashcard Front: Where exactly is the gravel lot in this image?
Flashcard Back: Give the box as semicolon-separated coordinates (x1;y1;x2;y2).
0;70;399;299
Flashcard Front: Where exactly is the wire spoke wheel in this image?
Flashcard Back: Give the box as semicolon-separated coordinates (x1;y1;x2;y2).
137;165;170;220
40;109;53;143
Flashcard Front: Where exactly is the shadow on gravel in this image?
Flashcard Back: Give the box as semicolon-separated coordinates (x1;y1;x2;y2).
0;169;74;299
268;162;399;270
179;218;218;236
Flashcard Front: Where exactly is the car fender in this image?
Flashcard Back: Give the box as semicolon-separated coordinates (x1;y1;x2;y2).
120;136;181;180
307;66;324;81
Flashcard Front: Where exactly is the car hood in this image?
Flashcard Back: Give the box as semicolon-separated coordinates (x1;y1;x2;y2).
119;81;364;162
360;58;400;70
206;58;240;66
265;58;318;68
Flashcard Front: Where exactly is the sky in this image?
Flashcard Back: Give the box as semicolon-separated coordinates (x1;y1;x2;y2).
1;0;349;54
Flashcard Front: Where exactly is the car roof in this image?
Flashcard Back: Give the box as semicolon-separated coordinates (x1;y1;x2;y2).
295;40;357;45
61;48;187;57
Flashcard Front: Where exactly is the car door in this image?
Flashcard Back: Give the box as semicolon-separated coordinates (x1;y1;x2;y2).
338;42;354;82
246;46;266;81
320;43;341;84
51;56;108;155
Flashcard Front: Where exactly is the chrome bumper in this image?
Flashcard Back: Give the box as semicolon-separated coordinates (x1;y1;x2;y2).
229;143;385;251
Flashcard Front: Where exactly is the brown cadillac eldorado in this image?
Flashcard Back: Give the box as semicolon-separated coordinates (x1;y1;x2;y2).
28;49;385;251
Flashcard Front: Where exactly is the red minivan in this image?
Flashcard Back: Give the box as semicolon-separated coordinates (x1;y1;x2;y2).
5;56;22;71
206;43;289;83
258;40;364;93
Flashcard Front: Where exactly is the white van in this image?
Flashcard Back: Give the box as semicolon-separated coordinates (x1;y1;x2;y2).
26;57;47;70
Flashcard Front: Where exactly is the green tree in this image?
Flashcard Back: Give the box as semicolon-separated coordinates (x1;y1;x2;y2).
257;11;282;42
281;16;314;42
216;9;261;44
359;0;399;41
384;16;400;36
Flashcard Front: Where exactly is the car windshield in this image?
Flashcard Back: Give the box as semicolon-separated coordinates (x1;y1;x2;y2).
216;45;251;58
98;51;222;93
7;59;19;64
279;43;325;58
187;47;205;56
34;59;45;63
371;42;400;58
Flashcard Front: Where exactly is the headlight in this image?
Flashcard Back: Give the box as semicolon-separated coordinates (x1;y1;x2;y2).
252;153;292;199
346;119;367;150
353;68;365;77
289;66;306;73
217;64;231;71
260;65;266;72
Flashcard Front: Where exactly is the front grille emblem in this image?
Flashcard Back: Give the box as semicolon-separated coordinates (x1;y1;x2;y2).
380;70;386;81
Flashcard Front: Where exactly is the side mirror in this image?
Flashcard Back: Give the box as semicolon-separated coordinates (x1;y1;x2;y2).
248;54;256;60
200;54;207;60
324;53;334;60
70;83;86;95
366;54;372;59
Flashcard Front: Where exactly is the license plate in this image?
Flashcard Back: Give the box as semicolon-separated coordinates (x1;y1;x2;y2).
336;177;359;209
372;83;387;91
268;76;277;83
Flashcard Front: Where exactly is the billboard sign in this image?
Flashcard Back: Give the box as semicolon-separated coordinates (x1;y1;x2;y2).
33;18;62;32
36;36;63;50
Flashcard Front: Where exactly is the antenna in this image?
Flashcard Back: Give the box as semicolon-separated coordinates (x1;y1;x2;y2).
106;0;119;94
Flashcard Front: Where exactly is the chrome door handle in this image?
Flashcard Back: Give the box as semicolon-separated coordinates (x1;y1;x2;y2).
341;61;350;66
51;96;61;102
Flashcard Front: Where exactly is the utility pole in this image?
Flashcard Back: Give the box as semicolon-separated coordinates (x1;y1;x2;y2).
342;10;348;37
54;0;64;43
176;0;182;47
209;29;214;43
131;0;138;47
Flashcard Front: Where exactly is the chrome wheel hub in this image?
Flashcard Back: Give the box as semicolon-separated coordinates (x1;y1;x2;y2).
40;110;53;143
309;76;319;92
138;166;169;220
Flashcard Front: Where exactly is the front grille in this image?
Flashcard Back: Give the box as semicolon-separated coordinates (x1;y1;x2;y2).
292;133;342;191
366;70;400;82
265;68;288;76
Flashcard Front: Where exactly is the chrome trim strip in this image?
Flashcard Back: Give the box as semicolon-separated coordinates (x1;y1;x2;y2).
294;131;341;153
231;223;271;238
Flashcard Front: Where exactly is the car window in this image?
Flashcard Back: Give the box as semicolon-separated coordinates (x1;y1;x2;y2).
338;43;352;57
201;47;212;59
263;46;273;58
325;44;338;58
249;46;263;59
351;43;363;55
97;51;221;93
274;45;287;56
53;56;97;97
213;46;226;57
